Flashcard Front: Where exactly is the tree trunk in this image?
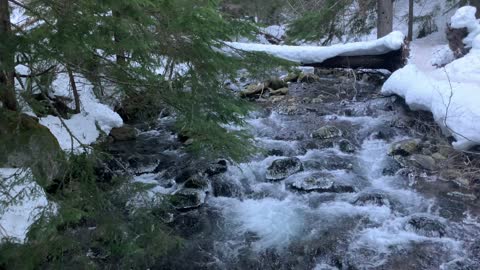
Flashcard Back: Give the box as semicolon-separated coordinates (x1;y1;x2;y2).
407;0;414;41
67;68;81;113
0;0;17;111
377;0;393;38
113;10;126;66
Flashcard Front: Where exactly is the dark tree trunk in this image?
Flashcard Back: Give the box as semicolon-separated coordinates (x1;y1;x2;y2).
0;0;17;111
377;0;393;38
408;0;414;41
67;68;81;113
113;10;126;66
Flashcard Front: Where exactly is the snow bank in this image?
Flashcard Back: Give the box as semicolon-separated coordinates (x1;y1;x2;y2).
383;8;480;150
39;73;123;152
450;6;480;48
226;31;405;64
0;169;54;243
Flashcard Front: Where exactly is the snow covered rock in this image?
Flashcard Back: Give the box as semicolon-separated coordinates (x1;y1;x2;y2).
450;6;480;49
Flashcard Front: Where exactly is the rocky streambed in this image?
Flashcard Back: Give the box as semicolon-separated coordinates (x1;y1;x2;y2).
108;69;480;270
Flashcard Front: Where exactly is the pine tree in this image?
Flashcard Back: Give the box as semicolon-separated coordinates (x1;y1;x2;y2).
9;0;284;161
0;0;17;111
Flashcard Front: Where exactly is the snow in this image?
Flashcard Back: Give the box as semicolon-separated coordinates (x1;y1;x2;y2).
226;31;405;64
382;6;480;150
450;6;480;48
0;169;53;243
39;73;123;152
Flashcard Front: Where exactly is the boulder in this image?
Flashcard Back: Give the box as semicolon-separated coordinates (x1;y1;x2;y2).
388;139;421;156
405;215;447;238
312;126;343;140
353;192;391;207
240;83;267;98
205;160;228;176
338;139;356;153
283;72;300;83
270;87;289;96
0;110;65;188
169;189;205;210
267;77;288;90
289;172;355;193
409;154;436;171
298;72;321;83
109;125;137;141
183;175;209;189
266;157;303;181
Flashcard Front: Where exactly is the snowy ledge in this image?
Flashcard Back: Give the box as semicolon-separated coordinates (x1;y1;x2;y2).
382;7;480;151
226;31;405;64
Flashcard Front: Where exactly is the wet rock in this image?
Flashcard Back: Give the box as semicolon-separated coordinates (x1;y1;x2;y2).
290;172;355;193
382;157;403;176
409;154;436;171
312;126;343;140
299;72;321;83
303;155;354;171
446;191;477;201
388;139;421;156
470;239;480;259
405;215;447;238
184;175;209;189
431;152;447;161
109;125;137;141
270;87;289;96
169;189;205;210
205;160;228;176
266;157;303;181
353;192;391;207
240;83;267;98
283;72;300;83
212;177;242;197
439;170;470;187
442;259;480;270
338;139;355;153
267;77;288;90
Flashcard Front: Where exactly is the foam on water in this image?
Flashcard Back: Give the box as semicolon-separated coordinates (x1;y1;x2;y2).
211;196;308;250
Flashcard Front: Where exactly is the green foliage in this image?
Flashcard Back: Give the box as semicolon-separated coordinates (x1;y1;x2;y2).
0;153;181;269
10;0;290;161
286;0;376;44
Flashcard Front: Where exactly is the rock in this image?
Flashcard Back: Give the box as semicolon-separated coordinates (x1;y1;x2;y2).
183;175;209;189
353;192;391;207
303;155;354;171
439;169;470;187
442;259;480;270
266;157;303;181
267;77;288;90
298;72;321;83
388;139;421;156
0;111;65;188
109;125;137;141
446;191;477;201
205;160;228;176
169;189;205;210
431;152;447;161
270;87;289;96
283;72;300;83
338;139;355;153
312;126;343;140
289;172;355;193
409;154;436;171
240;83;267;98
405;215;447;238
212;176;242;197
382;157;403;176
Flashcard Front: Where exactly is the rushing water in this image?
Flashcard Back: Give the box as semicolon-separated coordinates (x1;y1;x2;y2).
113;70;480;269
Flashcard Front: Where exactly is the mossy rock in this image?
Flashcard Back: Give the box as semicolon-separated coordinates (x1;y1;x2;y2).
0;109;66;188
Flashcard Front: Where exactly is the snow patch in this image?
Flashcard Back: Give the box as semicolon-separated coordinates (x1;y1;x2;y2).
0;169;54;243
450;6;480;49
39;73;123;152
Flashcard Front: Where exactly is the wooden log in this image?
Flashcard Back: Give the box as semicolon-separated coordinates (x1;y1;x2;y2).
302;39;409;72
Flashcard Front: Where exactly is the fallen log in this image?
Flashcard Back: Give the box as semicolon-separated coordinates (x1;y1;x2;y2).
226;31;408;72
303;42;409;72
